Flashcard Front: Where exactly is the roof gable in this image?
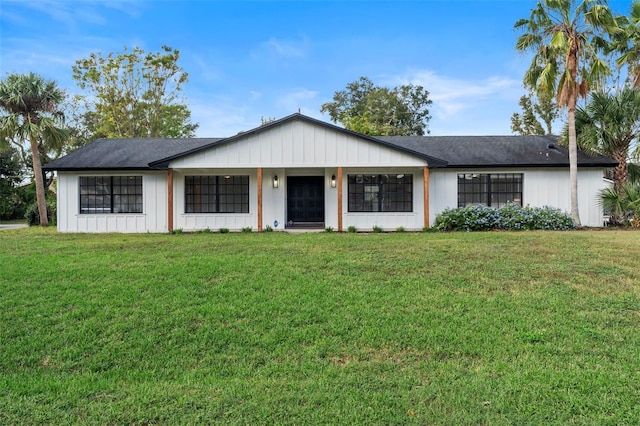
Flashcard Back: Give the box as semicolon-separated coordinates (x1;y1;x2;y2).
151;113;447;168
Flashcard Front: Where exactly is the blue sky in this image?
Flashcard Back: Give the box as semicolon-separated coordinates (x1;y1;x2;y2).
0;0;633;137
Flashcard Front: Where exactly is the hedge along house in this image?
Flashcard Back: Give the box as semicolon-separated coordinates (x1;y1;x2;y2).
44;113;617;233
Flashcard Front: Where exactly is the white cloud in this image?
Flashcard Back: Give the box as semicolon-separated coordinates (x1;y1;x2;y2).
384;69;524;135
262;36;309;58
276;88;319;113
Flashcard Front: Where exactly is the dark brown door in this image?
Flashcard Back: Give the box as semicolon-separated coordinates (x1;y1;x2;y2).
287;176;325;223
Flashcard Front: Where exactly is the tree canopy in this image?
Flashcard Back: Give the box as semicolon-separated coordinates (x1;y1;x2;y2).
72;45;198;139
320;77;432;136
511;90;560;135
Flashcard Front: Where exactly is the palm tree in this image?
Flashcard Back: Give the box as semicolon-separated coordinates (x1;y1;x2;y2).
515;0;615;225
610;1;640;88
0;73;66;226
576;88;640;191
600;183;640;226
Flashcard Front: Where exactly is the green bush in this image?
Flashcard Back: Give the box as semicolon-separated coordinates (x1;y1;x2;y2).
241;227;252;233
347;226;357;233
25;201;56;226
325;226;334;232
263;225;274;232
434;203;576;231
396;226;405;232
219;228;230;234
372;225;383;233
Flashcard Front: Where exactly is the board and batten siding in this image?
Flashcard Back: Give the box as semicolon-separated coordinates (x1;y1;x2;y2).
168;120;428;169
428;168;608;227
56;171;168;233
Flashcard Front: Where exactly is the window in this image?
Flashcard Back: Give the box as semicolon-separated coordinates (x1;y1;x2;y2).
348;174;413;212
185;175;249;213
457;173;522;208
80;176;143;214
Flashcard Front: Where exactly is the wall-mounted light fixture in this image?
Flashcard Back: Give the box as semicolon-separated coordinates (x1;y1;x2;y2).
330;175;336;188
273;175;279;188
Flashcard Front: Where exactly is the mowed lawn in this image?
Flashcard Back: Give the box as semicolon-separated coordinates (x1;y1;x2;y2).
1;228;639;425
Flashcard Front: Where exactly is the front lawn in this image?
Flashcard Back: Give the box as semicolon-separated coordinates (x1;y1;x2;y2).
1;228;639;424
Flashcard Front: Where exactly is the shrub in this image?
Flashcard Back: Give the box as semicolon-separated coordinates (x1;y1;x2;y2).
263;225;274;232
325;226;334;232
372;225;383;233
219;228;230;234
396;226;405;233
200;227;212;234
171;228;183;234
25;201;56;226
241;227;252;233
347;226;357;233
434;203;576;231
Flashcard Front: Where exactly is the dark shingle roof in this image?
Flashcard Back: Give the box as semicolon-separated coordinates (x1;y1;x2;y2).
44;138;223;171
43;115;617;171
378;135;618;168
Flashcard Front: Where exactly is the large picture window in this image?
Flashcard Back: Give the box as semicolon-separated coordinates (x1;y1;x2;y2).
348;174;413;212
457;173;522;208
80;176;143;214
185;175;249;213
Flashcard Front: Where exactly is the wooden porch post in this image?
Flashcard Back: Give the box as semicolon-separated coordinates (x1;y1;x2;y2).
257;168;263;232
423;166;429;229
168;168;174;233
337;167;343;232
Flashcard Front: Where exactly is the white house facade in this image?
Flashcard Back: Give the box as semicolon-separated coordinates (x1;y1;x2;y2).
45;114;617;233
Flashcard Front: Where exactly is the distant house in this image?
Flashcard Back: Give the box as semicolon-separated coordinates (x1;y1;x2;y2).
44;113;616;232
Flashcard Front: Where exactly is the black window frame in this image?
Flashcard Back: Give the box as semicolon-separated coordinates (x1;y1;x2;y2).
457;173;523;208
348;174;413;212
185;175;249;214
79;176;143;214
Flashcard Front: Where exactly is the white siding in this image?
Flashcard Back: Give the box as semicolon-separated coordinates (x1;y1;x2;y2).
168;120;427;169
56;171;168;233
429;168;607;227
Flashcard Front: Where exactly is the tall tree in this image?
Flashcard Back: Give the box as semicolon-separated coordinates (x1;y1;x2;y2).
576;88;640;191
72;45;198;138
511;90;560;135
0;73;66;226
321;77;432;136
515;0;615;225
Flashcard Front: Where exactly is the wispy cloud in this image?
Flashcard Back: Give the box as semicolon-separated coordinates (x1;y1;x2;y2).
250;36;311;62
276;88;319;113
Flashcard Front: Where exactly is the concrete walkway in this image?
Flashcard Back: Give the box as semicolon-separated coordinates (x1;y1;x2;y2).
0;223;28;230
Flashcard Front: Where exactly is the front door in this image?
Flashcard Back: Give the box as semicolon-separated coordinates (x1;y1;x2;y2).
287;176;325;223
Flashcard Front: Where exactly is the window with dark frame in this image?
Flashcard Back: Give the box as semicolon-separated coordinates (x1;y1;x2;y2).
348;174;413;212
185;175;249;214
79;176;143;214
457;173;523;208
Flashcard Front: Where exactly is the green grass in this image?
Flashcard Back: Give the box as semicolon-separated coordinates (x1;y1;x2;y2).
1;228;639;424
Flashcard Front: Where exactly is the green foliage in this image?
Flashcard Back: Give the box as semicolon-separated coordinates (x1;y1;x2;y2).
263;225;274;232
324;226;334;232
395;226;405;232
241;226;252;233
372;225;383;233
171;228;183;234
25;201;55;226
72;46;198;139
1;230;640;424
0;148;26;220
320;76;432;136
576;88;640;191
347;225;357;233
219;227;230;234
434;203;576;231
600;183;640;226
511;90;559;135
